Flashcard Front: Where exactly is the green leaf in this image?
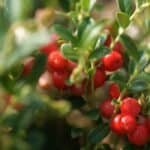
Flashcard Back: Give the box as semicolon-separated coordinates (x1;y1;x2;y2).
89;46;109;60
80;21;105;49
0;30;49;75
98;144;111;150
77;17;91;39
61;43;78;61
138;54;150;71
128;60;136;74
117;0;133;15
81;0;96;13
54;24;76;44
85;109;99;120
121;34;140;61
71;128;82;138
5;0;33;22
136;72;150;82
117;12;130;28
88;124;109;144
129;79;148;92
123;143;135;150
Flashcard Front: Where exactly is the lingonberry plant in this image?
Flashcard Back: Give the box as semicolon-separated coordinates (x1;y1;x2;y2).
0;0;150;149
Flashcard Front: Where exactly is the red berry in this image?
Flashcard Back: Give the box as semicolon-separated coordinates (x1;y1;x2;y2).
22;57;35;76
99;99;114;119
93;69;106;89
121;97;141;117
67;60;77;72
109;83;120;99
146;118;150;135
102;51;123;72
51;71;69;90
47;51;68;72
104;34;112;47
40;33;59;55
113;41;124;54
70;84;85;96
40;41;58;55
120;115;137;134
128;124;149;146
110;114;125;135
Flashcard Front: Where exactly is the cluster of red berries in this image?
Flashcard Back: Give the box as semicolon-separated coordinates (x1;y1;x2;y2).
22;32;150;146
38;33;124;96
99;33;150;146
99;89;150;146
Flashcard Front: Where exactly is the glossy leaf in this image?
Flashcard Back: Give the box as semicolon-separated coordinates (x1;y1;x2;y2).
54;24;76;44
121;34;140;61
88;124;109;144
129;79;148;92
80;21;105;49
89;46;109;60
117;0;133;15
61;43;78;61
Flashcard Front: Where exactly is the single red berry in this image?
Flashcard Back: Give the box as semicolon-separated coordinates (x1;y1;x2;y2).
67;60;77;72
121;97;141;117
99;99;114;119
40;33;59;55
40;41;58;55
47;51;68;72
102;51;123;72
113;41;124;54
110;114;125;135
146;118;150;135
128;124;149;146
70;83;85;96
22;57;35;76
120;115;137;134
51;71;69;90
109;83;120;99
93;69;106;89
104;34;112;47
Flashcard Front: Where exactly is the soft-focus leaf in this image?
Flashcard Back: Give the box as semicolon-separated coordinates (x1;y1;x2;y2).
81;0;96;13
0;29;49;74
117;12;130;28
88;124;109;144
